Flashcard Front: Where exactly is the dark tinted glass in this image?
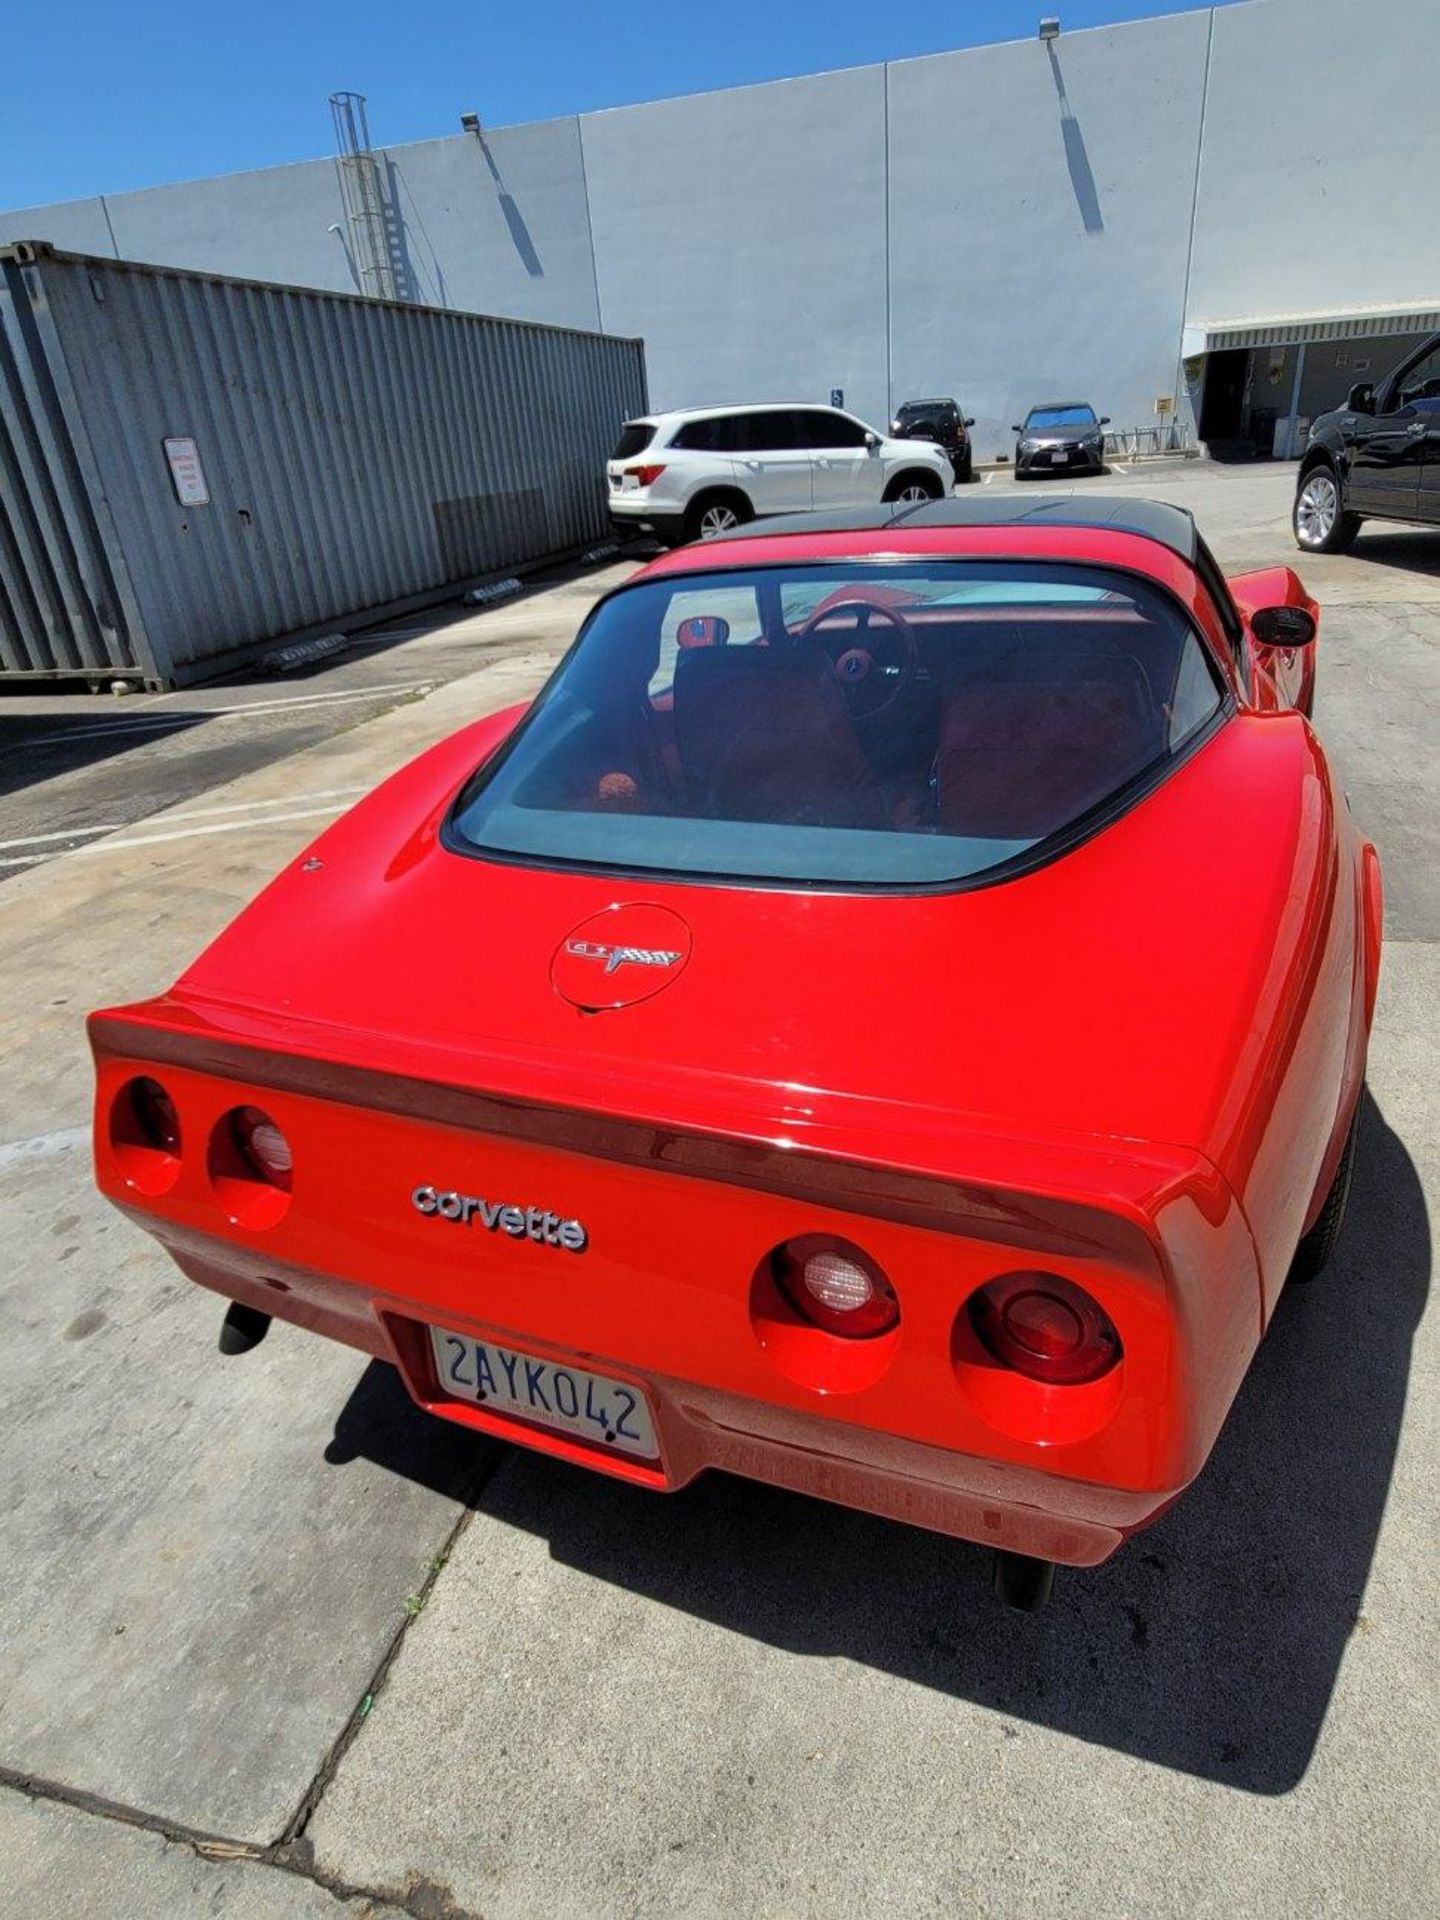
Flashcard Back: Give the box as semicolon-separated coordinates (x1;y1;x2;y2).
797;410;868;448
671;418;724;451
450;561;1226;888
611;422;655;459
731;411;804;452
898;401;958;426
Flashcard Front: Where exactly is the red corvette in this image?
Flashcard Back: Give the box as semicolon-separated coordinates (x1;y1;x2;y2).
91;499;1382;1608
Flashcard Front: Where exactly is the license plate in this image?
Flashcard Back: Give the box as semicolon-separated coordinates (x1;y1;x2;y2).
1048;450;1068;464
429;1325;659;1459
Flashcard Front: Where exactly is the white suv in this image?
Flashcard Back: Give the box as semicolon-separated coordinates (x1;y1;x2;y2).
606;404;953;545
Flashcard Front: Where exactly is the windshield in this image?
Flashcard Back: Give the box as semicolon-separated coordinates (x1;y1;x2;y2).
449;561;1225;889
1026;405;1097;430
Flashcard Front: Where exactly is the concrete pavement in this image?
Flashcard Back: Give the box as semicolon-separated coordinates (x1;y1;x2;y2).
2;1793;407;1919
0;464;1434;1916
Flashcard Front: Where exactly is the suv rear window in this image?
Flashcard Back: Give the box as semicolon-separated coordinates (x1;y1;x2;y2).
449;561;1226;889
611;422;656;460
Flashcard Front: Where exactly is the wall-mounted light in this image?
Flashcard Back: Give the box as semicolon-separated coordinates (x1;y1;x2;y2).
1039;16;1061;40
460;112;482;136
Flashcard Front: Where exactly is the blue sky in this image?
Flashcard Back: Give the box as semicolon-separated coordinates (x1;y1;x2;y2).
6;0;1245;209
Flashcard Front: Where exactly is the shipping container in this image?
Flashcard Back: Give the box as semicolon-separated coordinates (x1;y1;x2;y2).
0;242;647;686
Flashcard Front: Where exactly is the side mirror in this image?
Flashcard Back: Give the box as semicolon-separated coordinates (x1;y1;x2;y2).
1099;415;1111;426
1346;382;1376;414
1011;424;1022;433
1251;604;1317;647
864;430;882;451
963;416;975;428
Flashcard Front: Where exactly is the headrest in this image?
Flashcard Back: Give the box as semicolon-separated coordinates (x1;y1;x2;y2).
676;615;730;649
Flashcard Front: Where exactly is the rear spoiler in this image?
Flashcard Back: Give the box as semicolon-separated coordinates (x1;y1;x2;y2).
90;1005;1168;1266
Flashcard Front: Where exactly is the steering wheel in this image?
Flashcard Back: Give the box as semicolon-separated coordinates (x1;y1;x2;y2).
799;599;918;718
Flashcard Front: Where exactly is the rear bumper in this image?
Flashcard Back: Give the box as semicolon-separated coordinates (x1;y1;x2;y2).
608;495;685;542
92;1015;1263;1572
162;1229;1180;1567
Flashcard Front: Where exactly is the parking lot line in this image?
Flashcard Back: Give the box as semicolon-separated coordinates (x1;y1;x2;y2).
0;800;355;869
0;786;369;852
0;1126;91;1173
24;682;434;749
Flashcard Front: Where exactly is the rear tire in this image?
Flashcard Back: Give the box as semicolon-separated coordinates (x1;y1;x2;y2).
955;451;974;485
1294;465;1360;554
683;491;752;544
1289;1097;1362;1285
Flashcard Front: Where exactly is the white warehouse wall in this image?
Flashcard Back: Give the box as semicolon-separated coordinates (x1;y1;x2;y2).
582;65;892;428
3;0;1437;462
1188;0;1440;329
887;9;1211;456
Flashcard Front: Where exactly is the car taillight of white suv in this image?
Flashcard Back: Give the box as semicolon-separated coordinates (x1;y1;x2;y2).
606;404;952;546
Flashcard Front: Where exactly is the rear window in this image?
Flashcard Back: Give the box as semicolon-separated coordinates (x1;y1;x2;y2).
611;421;656;460
449;561;1226;889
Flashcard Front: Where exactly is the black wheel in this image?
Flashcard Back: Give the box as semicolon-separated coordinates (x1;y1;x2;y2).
684;491;752;544
883;471;944;506
955;451;974;485
992;1551;1055;1612
1289;1098;1362;1285
1294;465;1360;555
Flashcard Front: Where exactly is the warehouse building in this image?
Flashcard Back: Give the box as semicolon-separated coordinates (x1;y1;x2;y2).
2;0;1436;464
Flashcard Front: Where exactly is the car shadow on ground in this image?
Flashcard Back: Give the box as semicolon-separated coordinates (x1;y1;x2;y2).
327;1090;1428;1795
0;709;212;803
1342;529;1440;586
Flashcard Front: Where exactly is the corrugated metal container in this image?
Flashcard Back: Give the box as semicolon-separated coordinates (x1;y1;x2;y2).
0;242;646;685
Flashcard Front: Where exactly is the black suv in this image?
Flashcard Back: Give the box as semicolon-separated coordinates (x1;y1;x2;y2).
891;397;975;484
1294;333;1440;553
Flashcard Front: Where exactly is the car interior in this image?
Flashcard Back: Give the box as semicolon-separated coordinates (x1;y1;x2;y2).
460;567;1225;868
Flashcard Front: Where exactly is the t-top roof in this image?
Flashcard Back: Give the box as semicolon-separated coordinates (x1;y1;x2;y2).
713;495;1200;562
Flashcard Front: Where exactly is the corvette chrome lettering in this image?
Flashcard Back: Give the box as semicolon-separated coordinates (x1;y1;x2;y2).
564;939;683;976
411;1185;587;1252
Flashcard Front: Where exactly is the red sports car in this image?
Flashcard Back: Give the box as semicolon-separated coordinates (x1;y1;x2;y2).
91;499;1382;1609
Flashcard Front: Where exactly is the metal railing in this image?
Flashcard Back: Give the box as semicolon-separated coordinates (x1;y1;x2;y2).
1103;422;1194;460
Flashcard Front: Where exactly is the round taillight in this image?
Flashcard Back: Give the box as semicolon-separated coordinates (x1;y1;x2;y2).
131;1077;181;1156
773;1236;899;1339
969;1273;1120;1385
230;1107;293;1191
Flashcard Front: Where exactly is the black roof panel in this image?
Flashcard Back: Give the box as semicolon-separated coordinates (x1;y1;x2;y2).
715;495;1199;562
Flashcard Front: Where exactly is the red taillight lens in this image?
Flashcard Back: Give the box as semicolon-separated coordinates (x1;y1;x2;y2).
230;1107;293;1191
773;1235;899;1339
968;1273;1120;1385
624;463;667;486
131;1077;181;1155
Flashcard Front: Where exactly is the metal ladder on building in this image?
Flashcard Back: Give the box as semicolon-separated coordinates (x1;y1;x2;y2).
329;91;403;302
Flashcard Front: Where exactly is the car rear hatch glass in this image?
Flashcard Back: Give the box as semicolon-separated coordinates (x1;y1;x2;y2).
446;559;1227;888
611;421;657;460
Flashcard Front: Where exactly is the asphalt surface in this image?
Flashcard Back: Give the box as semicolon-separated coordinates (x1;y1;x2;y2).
0;557;634;882
0;460;1435;1918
